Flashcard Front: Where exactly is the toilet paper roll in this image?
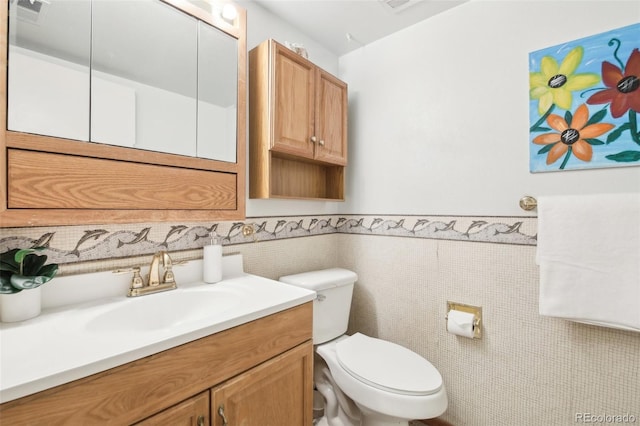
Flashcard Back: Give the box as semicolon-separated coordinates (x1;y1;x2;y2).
447;309;476;338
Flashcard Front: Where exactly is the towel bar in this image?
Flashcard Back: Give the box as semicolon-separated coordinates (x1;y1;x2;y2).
519;195;537;211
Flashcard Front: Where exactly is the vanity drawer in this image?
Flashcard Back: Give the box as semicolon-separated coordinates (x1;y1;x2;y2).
7;149;237;211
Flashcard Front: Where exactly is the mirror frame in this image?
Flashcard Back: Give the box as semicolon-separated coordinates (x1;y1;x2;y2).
0;0;246;227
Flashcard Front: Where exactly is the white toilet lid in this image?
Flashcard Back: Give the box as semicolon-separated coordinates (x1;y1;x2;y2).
335;333;443;396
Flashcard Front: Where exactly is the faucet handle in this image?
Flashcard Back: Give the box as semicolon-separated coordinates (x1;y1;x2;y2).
114;267;144;290
130;267;144;289
162;252;176;285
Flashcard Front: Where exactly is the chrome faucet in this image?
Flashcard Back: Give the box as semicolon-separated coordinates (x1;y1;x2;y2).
126;251;178;297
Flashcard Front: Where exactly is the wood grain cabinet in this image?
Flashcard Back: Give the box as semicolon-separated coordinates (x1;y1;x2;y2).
0;303;313;425
0;1;247;227
211;342;312;426
136;392;209;426
249;39;348;200
137;342;313;426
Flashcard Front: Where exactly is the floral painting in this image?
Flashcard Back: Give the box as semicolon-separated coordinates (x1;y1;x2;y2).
529;23;639;172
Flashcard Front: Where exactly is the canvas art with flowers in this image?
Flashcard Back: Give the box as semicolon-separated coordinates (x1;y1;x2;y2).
529;22;639;172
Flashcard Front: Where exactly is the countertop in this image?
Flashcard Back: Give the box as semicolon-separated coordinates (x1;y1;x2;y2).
0;255;315;403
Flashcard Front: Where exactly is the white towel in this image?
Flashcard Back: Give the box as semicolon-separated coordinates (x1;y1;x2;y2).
537;193;640;332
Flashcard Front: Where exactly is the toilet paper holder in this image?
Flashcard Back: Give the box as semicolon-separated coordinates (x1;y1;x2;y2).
446;301;482;339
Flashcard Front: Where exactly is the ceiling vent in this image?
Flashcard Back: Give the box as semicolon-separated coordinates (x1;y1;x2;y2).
13;0;48;24
378;0;424;14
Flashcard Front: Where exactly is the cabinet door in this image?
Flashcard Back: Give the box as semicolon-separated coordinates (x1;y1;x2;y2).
135;391;209;426
314;69;348;166
272;44;315;159
212;342;313;426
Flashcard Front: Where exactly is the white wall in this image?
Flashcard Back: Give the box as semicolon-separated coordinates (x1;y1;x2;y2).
237;0;338;73
338;0;640;216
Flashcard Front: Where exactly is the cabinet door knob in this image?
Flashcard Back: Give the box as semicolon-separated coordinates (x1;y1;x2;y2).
218;404;229;426
319;139;325;146
197;415;205;426
310;136;317;143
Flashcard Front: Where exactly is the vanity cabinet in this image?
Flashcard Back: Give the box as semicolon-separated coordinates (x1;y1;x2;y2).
249;39;348;200
136;392;209;426
137;342;312;426
0;303;313;425
211;342;312;425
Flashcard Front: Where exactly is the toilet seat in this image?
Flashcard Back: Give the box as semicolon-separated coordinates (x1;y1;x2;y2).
335;333;443;396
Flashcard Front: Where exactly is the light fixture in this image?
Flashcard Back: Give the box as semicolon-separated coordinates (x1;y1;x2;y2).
221;3;237;22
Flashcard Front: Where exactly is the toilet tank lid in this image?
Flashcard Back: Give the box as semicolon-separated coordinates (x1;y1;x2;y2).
279;268;357;291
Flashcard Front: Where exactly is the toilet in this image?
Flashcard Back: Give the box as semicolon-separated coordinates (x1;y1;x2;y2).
280;268;447;426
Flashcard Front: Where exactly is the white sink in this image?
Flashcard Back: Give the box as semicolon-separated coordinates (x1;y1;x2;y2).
85;288;242;332
0;255;316;404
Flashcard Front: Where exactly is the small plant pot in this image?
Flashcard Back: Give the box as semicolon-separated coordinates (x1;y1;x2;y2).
0;286;42;322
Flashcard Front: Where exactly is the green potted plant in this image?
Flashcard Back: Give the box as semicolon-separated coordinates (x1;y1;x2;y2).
0;247;59;322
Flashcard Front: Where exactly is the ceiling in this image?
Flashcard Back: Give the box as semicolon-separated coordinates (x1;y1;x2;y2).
249;0;468;56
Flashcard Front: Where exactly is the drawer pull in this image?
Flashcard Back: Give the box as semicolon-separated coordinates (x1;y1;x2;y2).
218;404;228;426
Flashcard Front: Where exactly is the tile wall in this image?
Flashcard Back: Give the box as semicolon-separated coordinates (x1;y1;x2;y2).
336;234;639;425
2;215;638;425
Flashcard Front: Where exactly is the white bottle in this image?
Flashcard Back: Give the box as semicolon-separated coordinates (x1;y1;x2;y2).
203;232;222;283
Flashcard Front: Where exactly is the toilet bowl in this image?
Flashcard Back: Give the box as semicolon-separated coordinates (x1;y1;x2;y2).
317;334;447;425
280;268;448;426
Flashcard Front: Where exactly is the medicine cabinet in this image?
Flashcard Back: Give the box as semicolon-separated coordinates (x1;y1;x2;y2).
249;39;348;201
1;0;246;227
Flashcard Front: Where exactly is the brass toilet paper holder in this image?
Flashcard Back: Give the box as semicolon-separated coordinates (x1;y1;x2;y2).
445;301;482;339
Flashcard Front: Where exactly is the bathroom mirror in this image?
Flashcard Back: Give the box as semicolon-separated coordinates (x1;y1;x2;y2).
197;20;238;162
7;0;238;162
7;0;91;141
91;0;198;156
1;0;247;227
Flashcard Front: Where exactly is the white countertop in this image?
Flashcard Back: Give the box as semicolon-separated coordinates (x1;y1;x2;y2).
0;255;315;403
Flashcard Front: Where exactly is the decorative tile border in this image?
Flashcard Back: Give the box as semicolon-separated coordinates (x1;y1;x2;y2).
335;216;537;245
0;215;537;266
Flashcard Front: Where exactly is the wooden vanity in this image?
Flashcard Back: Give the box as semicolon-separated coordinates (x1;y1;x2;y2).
0;303;313;425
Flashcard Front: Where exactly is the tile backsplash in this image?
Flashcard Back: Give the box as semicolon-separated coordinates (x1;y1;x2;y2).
1;215;536;274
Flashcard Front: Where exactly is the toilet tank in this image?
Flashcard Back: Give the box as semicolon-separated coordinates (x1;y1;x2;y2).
279;268;357;344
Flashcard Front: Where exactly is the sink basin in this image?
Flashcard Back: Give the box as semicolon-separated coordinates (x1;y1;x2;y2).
1;255;317;404
86;288;242;332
